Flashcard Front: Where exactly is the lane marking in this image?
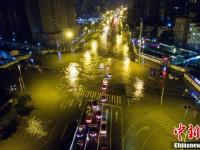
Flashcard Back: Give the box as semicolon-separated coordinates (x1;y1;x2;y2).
121;107;124;150
110;107;113;150
97;106;103;150
60;124;68;140
69;125;79;150
119;97;121;105
136;126;149;135
140;128;159;150
115;110;118;121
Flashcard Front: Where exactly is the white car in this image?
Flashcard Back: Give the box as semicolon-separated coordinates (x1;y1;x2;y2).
99;63;104;69
100;95;107;102
102;78;108;85
92;101;100;111
89;124;98;138
86;114;93;124
100;121;107;136
107;73;111;78
169;74;179;80
102;85;107;91
95;111;102;120
168;74;174;80
77;125;86;138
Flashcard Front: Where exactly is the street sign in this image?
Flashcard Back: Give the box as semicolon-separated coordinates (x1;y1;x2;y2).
162;56;170;65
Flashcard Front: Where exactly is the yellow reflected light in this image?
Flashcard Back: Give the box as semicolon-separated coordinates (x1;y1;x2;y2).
91;41;98;52
103;25;110;33
83;51;91;69
65;63;79;88
84;51;91;60
134;78;144;98
116;34;122;46
124;57;130;68
100;33;107;46
123;44;129;57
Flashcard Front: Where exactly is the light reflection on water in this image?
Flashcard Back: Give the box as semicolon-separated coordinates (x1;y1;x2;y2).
83;51;91;66
122;57;130;82
57;51;62;61
91;41;98;53
122;44;129;57
64;63;80;91
82;50;92;73
26;116;48;139
116;34;122;46
134;77;144;98
100;33;108;48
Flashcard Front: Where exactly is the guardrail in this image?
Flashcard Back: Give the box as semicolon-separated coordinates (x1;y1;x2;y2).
0;54;31;69
184;74;200;92
140;53;162;64
170;65;186;73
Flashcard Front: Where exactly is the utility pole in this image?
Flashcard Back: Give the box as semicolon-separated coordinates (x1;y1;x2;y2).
160;79;165;104
139;18;143;62
18;65;25;92
184;105;191;118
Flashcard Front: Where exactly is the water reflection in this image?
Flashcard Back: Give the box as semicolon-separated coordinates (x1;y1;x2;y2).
122;57;130;82
116;34;122;46
123;57;130;69
83;51;92;73
57;51;62;61
122;44;129;57
134;78;144;98
91;41;98;53
100;33;108;47
26;116;48;139
64;63;80;91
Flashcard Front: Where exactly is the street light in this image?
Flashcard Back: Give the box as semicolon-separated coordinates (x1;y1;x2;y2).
184;105;191;118
65;30;73;39
65;30;74;51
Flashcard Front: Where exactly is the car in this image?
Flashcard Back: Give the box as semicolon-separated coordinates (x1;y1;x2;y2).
92;101;99;111
86;114;93;124
100;146;109;150
89;124;98;138
76;140;84;148
99;63;104;69
105;65;109;71
107;73;111;78
102;85;107;91
191;92;200;104
100;95;107;102
100;121;107;136
174;76;179;80
168;74;174;80
102;78;108;86
95;111;102;119
77;124;86;138
169;73;179;80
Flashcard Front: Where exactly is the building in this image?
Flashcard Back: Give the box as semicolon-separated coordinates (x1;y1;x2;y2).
174;17;192;44
66;0;76;27
25;0;76;46
130;0;160;27
25;0;42;43
0;0;31;41
187;23;200;49
188;0;200;19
